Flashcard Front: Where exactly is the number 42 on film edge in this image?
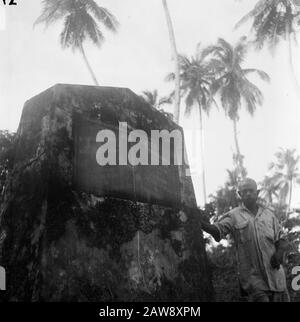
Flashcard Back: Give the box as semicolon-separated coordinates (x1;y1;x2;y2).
2;0;17;6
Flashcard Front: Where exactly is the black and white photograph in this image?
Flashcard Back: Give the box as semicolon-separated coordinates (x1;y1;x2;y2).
0;0;300;309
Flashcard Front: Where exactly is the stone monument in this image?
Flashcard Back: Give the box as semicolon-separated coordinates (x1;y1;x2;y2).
0;84;213;301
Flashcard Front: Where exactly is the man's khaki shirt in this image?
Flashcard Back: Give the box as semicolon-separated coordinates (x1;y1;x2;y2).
215;204;287;294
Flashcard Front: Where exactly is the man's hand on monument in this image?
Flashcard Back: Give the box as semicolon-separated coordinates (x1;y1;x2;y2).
270;250;283;270
180;205;220;241
197;212;211;231
271;239;290;269
199;219;221;242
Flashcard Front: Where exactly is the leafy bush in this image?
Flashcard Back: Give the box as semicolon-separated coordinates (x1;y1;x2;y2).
0;130;16;201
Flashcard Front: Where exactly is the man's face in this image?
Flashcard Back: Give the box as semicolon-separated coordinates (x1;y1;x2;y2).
238;183;259;209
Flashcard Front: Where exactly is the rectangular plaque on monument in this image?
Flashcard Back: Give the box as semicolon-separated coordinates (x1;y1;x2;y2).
73;113;181;207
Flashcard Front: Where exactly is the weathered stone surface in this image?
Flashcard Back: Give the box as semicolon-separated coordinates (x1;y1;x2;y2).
0;84;213;301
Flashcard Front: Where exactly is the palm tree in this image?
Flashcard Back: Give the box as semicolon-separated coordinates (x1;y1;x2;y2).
235;0;300;95
260;175;280;203
210;168;242;217
35;0;119;86
167;48;218;205
204;37;270;178
162;0;181;124
268;148;300;220
141;90;172;110
141;89;173;120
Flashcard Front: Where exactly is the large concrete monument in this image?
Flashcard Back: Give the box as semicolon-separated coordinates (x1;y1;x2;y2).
0;84;213;301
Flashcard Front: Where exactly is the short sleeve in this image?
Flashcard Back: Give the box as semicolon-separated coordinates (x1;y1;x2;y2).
215;212;235;240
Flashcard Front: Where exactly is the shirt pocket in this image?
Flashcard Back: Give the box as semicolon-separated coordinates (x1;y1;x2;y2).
234;220;251;244
261;221;275;243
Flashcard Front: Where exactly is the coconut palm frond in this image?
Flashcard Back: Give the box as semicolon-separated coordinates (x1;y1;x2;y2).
168;48;217;119
142;90;172;110
36;0;119;85
243;68;271;82
266;148;300;210
34;0;69;27
83;11;105;46
234;36;249;64
86;1;119;32
221;82;241;121
165;72;175;82
158;96;173;107
234;0;273;30
239;78;264;116
207;37;269;122
236;0;300;53
142;90;158;107
60;15;73;49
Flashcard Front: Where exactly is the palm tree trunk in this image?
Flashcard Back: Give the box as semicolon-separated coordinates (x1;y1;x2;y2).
285;179;293;224
162;0;180;124
79;43;99;86
286;25;300;99
233;119;240;155
233;119;244;179
197;100;207;205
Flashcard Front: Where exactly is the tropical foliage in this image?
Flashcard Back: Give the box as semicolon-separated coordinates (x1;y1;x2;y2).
235;0;300;51
210;167;243;217
35;0;119;85
167;48;219;204
205;153;300;302
203;37;270;178
162;0;181;124
260;148;300;221
235;0;300;93
0;130;16;201
141;90;172;110
141;90;174;120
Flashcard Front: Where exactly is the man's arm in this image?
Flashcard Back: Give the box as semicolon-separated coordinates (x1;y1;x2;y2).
184;206;227;242
270;214;292;270
200;218;221;242
270;239;290;269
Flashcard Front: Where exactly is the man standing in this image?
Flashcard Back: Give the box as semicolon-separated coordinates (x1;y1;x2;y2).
201;178;290;302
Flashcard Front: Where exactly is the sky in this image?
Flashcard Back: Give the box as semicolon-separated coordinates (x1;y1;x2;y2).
0;0;300;207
